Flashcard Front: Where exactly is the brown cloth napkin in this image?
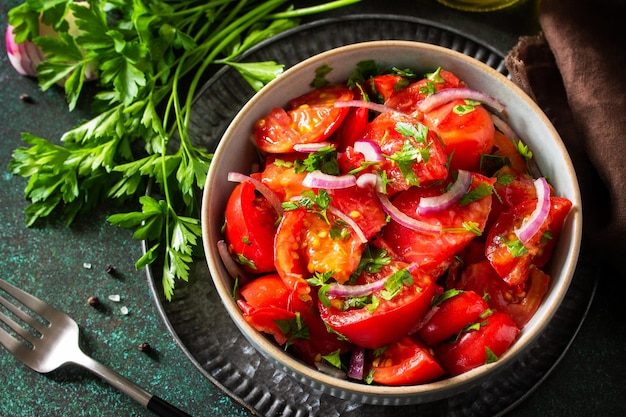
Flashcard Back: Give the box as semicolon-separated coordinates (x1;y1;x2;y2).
505;0;626;278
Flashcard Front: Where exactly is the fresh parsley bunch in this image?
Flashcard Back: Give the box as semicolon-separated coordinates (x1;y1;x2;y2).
7;0;358;300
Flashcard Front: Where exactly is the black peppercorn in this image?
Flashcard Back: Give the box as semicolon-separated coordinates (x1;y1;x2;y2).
138;342;151;353
87;296;100;307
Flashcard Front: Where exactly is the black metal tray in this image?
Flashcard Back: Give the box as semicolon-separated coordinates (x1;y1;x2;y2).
146;15;597;417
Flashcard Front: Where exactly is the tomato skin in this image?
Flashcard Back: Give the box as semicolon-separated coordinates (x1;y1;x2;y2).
224;181;278;273
335;106;369;151
435;311;519;376
361;112;449;194
381;173;495;276
417;290;489;346
422;99;495;172
254;85;353;153
488;166;538;230
485;197;573;286
370;336;445;385
319;270;436;349
239;273;291;309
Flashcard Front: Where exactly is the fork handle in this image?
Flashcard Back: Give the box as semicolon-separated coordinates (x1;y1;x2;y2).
147;395;193;417
74;353;192;416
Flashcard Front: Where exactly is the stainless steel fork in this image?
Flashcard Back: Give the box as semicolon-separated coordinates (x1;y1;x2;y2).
0;278;192;417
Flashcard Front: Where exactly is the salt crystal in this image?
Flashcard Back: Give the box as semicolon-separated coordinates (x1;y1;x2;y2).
83;263;92;269
108;294;121;302
120;306;129;315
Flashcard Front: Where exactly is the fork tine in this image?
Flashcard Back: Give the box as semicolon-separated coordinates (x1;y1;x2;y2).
0;293;48;333
0;279;49;317
0;306;39;346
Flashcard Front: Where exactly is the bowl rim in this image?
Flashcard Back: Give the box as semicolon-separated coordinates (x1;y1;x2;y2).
202;39;582;403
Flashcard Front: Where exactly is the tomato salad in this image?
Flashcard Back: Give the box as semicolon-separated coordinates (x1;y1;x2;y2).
218;62;572;385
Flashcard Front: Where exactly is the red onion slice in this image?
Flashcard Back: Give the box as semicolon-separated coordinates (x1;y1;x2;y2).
417;170;472;215
227;171;284;215
356;172;385;193
418;87;506;114
293;142;334;153
334;99;396;114
354;140;384;162
347;347;365;380
514;177;551;243
217;240;249;283
327;205;368;244
326;277;388;298
378;194;442;234
302;170;356;189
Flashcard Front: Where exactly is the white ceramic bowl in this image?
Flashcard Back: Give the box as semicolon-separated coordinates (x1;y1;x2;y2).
201;41;582;405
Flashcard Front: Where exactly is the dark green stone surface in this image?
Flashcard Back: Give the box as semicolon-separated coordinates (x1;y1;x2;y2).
1;0;624;416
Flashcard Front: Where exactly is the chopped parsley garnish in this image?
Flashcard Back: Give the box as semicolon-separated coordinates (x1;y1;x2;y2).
311;64;333;88
294;145;340;175
504;236;528;257
453;99;481;115
347;59;382;89
321;349;344;369
516;141;533;160
459;183;493;206
380;268;414;300
236;253;256;270
283;190;332;224
275;312;310;350
485;347;499;364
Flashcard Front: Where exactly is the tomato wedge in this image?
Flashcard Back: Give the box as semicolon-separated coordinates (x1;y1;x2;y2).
370;336;445;385
254;84;353;153
319;267;436;349
361;111;449;194
274;207;365;293
435;311;519;376
257;154;309;201
224;181;278;273
485;196;572;286
422;98;495;172
238;274;349;361
417;290;489;346
381;172;495;276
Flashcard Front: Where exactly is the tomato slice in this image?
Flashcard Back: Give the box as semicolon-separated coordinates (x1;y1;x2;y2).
239;273;291;310
487;165;538;230
435;311;519;376
254;84;353;153
416;290;489;346
370;336;445;385
257;154;309;202
318;267;436;349
274;207;365;294
384;69;463;113
422;98;495;172
490;130;528;174
328;186;387;240
372;74;407;102
380;173;495;276
455;259;550;328
224;181;278;273
238;302;296;346
485;196;572;286
361;111;449;194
